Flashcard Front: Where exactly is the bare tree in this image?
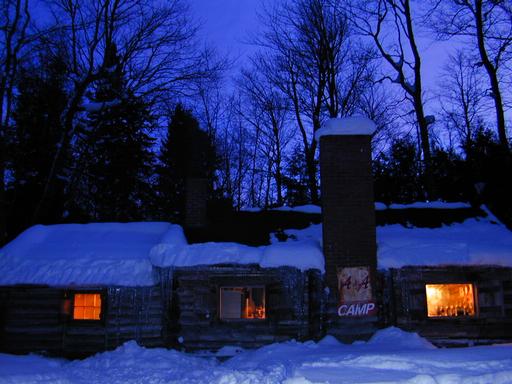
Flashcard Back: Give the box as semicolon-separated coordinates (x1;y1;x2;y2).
357;81;401;156
256;0;374;204
429;0;511;149
348;0;433;186
32;0;218;222
238;62;294;206
0;0;31;242
217;95;256;209
438;50;489;152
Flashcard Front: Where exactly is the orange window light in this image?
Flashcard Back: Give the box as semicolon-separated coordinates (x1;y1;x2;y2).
73;293;102;320
425;284;475;318
220;287;266;320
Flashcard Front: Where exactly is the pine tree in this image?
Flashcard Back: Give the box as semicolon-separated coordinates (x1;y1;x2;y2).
7;54;68;234
70;43;155;221
283;144;310;206
373;137;423;204
156;104;218;222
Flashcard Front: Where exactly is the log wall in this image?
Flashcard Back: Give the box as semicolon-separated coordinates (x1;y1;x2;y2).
168;265;323;351
2;265;511;356
0;285;165;357
387;266;512;345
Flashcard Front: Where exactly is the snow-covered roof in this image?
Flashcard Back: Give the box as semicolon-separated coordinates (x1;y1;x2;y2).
0;223;186;287
0;222;324;287
315;117;376;140
1;204;511;286
282;209;512;269
379;201;472;210
245;201;470;214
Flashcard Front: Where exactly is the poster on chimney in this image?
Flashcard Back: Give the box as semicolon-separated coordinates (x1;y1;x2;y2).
337;266;377;317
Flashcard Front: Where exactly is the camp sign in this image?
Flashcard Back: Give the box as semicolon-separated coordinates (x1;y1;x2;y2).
337;266;377;317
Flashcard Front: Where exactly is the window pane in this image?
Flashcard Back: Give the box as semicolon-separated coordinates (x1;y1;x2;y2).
74;294;84;307
426;284;475;317
245;287;265;319
74;307;84;319
85;294;94;307
220;288;242;319
73;293;102;320
220;287;265;320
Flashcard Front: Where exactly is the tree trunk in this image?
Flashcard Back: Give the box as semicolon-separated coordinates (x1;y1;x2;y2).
306;144;319;204
0;133;6;245
31;76;93;224
474;0;509;149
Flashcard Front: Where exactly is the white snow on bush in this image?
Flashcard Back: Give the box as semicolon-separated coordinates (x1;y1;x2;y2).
2;327;511;384
315;116;376;140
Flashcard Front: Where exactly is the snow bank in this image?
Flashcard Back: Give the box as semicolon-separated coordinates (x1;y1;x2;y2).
315;116;376;140
1;328;512;384
367;326;435;350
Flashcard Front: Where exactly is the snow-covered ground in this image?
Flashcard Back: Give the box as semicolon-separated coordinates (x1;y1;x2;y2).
1;328;511;384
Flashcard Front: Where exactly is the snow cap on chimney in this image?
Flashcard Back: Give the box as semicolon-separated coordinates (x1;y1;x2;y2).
315;117;376;141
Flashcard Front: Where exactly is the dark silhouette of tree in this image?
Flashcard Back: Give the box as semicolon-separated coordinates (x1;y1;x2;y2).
256;0;374;204
283;144;310;206
373;136;423;204
33;0;219;224
70;43;155;221
6;54;68;237
348;0;434;195
438;51;489;154
0;0;32;243
429;0;511;150
155;104;218;223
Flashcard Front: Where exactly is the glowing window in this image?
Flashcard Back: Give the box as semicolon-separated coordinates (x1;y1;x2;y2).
425;284;476;318
73;293;102;320
220;287;265;320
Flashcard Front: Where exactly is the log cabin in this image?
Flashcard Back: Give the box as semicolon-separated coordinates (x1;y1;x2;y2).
0;117;511;357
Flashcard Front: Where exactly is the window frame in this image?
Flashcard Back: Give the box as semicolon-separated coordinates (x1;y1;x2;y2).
218;285;267;321
67;290;107;324
424;282;478;319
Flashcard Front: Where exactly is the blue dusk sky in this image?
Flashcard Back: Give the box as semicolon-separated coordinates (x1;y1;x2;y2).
188;0;460;98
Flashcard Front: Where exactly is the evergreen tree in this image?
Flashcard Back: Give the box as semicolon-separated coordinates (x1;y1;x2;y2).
429;147;466;202
156;104;218;222
70;43;155;221
283;144;310;206
463;129;512;226
373;137;423;204
7;55;68;234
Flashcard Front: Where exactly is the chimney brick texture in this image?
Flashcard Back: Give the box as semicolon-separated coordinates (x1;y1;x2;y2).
185;177;208;229
319;135;377;293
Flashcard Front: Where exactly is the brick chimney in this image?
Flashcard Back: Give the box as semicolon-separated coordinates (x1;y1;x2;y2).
185;177;208;229
316;117;377;340
184;128;210;230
